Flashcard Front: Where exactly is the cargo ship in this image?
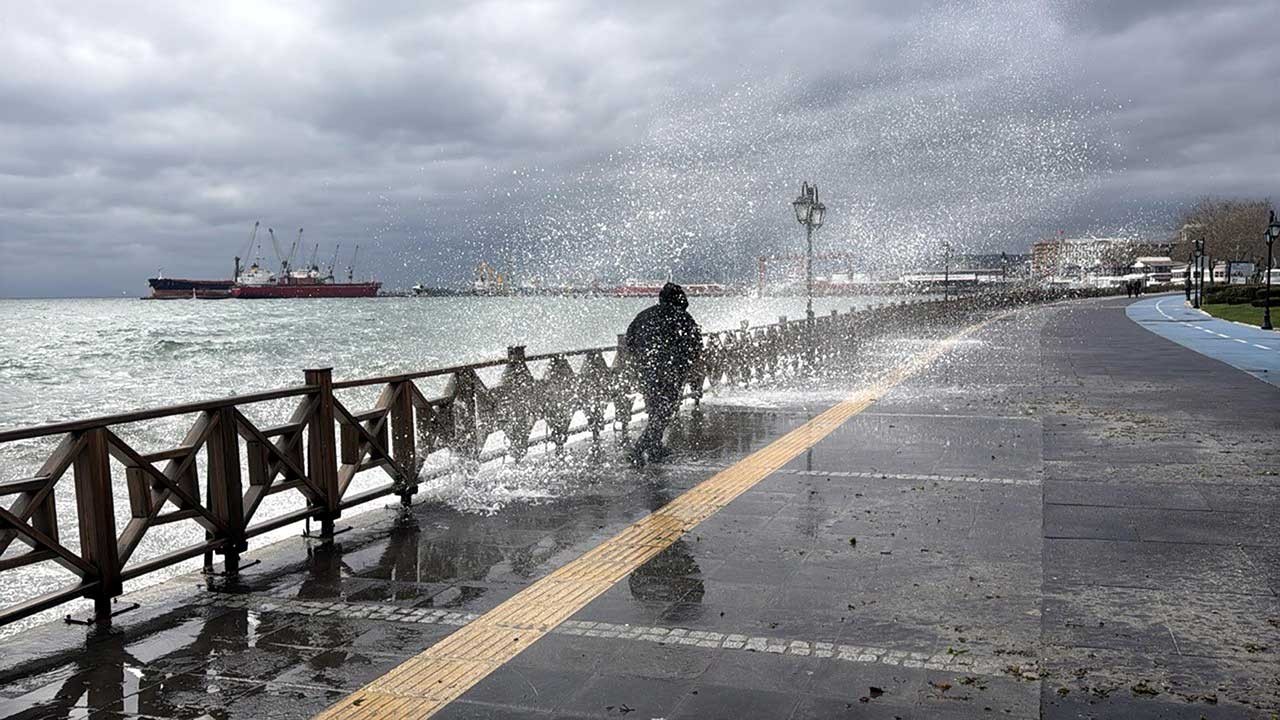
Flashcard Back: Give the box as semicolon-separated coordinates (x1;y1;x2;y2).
144;222;381;299
143;219;378;297
232;269;381;298
231;230;380;299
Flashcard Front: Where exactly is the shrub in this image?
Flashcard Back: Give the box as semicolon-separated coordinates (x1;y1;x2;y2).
1204;284;1264;305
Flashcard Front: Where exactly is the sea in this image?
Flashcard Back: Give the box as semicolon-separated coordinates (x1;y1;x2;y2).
0;294;896;635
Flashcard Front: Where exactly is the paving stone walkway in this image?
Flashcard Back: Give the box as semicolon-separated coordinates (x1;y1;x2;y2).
0;295;1276;719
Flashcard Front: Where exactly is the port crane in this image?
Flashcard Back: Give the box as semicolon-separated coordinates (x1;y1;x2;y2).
236;221;261;279
306;241;320;272
267;227;305;275
325;243;341;279
293;229;303;269
347;245;360;282
267;228;284;274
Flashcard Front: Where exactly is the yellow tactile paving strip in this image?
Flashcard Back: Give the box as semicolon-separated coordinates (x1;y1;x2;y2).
315;318;994;719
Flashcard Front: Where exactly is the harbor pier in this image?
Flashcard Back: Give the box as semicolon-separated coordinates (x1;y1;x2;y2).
1;293;1277;718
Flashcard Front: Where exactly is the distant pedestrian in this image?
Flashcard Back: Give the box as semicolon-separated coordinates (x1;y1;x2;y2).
625;282;702;466
1125;281;1133;298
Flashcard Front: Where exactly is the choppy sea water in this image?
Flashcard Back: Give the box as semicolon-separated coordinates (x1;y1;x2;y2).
0;295;895;428
0;294;898;635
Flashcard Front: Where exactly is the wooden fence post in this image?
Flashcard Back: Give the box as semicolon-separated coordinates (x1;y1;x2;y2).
304;368;340;537
73;427;121;623
207;407;245;573
613;334;634;436
391;380;417;506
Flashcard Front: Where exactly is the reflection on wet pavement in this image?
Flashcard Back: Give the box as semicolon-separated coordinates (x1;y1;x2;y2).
0;402;804;720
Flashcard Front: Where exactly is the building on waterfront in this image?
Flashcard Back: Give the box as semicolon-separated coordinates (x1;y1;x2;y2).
1032;237;1161;284
1131;256;1174;283
953;253;1032;278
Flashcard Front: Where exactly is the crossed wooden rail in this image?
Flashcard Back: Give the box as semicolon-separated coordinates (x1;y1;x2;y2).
0;288;1117;628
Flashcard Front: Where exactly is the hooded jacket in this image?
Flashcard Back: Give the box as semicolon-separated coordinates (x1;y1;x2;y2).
624;282;703;389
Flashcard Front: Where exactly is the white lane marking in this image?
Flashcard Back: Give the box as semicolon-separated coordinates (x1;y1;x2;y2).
1147;296;1279;355
204;593;1030;678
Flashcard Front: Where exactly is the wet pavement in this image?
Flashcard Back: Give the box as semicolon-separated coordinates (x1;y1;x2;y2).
1;295;1277;719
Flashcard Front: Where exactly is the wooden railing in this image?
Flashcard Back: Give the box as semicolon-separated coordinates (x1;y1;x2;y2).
0;288;1116;627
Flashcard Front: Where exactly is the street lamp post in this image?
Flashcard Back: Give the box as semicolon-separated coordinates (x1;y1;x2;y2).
792;182;826;319
1193;238;1205;309
1185;249;1193;301
1264;210;1279;330
943;241;952;302
1181;222;1203;307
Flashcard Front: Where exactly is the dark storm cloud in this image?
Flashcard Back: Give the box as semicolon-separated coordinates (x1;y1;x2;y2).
0;0;1277;296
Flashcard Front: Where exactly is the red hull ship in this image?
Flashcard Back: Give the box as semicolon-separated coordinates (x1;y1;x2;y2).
231;225;380;299
232;281;380;299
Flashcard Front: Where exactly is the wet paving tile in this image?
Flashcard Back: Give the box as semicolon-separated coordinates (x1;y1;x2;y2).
509;634;623;675
214;683;352;719
560;673;694;718
1041;689;1260;720
669;682;800;719
1044;538;1273;595
458;665;592;713
432;700;556;719
1044;480;1211;510
789;693;913;719
269;648;410;691
589;641;714;681
699;649;818;694
108;672;264;718
344;617;458;657
1043;503;1141;541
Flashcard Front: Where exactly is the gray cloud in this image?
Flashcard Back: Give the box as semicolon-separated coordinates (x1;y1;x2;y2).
1;0;1278;296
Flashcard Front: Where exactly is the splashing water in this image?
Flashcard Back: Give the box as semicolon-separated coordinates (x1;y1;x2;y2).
474;0;1105;288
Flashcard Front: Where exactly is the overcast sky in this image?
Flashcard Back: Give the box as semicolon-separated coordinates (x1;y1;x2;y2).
2;0;1278;297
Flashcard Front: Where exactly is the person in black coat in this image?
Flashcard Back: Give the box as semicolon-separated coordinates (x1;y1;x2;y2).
624;282;702;466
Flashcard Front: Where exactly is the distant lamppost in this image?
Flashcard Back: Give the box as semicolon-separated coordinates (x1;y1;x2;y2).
792;182;826;319
1193;237;1205;309
943;241;952;302
1264;210;1279;330
1184;249;1193;301
1181;222;1203;307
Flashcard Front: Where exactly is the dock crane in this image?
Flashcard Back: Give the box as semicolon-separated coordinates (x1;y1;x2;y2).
285;228;303;274
307;241;320;272
326;243;341;280
236;221;260;280
268;227;287;274
347;244;360;282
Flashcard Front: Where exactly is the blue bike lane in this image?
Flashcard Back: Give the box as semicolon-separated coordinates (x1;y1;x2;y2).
1126;294;1280;388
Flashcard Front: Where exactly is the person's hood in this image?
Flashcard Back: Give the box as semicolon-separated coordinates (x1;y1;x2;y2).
659;282;688;310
